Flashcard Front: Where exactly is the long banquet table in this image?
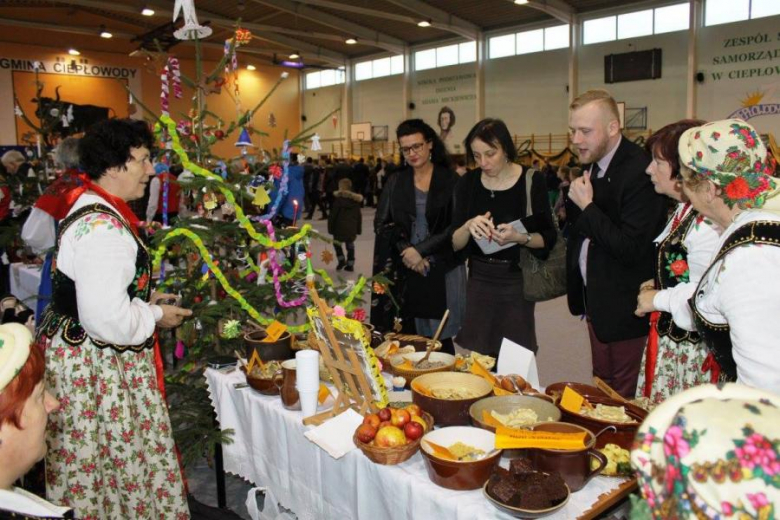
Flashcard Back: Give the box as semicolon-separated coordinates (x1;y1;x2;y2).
206;367;635;520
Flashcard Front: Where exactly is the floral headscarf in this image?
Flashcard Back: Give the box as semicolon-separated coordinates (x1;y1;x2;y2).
630;384;780;519
678;119;778;209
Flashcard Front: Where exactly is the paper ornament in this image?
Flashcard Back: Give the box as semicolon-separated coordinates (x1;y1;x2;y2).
332;113;338;128
173;0;213;40
310;133;322;151
234;28;252;46
372;281;385;295
320;250;334;265
13;105;22;117
351;309;366;322
268;112;276;128
221;319;242;339
252;186;271;207
269;164;283;179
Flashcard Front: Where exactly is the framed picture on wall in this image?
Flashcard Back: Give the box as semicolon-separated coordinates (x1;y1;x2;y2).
616;102;626;129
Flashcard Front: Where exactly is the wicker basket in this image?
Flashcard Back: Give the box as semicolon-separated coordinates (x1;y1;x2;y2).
353;412;434;465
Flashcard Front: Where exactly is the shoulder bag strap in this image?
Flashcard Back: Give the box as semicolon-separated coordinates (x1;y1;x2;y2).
524;168;537;218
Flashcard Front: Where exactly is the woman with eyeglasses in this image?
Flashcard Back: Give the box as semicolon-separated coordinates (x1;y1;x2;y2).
451;118;557;358
371;119;465;354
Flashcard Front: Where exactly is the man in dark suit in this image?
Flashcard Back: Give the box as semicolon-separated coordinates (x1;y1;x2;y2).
351;157;369;206
566;89;668;398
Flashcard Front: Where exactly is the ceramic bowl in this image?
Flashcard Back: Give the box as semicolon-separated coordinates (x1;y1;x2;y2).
419;426;502;490
241;368;281;396
482;472;570;518
469;395;562;433
555;395;648;449
412;372;493;426
389;351;456;384
544;382;607;402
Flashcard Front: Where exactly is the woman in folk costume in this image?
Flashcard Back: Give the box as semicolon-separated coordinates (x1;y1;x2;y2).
38;119;192;519
678;119;780;393
0;323;71;520
630;383;780;519
633;120;722;405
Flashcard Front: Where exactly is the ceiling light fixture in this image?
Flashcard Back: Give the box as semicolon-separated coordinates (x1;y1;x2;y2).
141;6;155;16
345;38;357;45
68;48;80;56
418;19;431;28
100;25;113;38
247;64;256;71
289;52;300;59
514;0;529;4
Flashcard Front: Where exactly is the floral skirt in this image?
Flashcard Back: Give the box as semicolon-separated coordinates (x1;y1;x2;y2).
44;335;190;520
636;332;710;405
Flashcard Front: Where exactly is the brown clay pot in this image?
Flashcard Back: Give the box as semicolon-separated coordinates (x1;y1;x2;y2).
244;329;293;362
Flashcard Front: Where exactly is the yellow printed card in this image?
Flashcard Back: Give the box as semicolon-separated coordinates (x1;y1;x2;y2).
495;427;587;450
263;320;288;343
560;386;585;414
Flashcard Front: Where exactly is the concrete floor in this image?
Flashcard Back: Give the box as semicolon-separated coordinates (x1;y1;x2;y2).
188;207;593;519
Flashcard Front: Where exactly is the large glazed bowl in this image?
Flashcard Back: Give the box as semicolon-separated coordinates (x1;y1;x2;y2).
420;426;502;490
469;395;561;433
554;395;648;449
412;372;493;426
389;351;456;384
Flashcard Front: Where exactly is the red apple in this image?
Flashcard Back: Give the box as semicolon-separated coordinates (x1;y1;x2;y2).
375;426;406;448
378;420;392;430
363;414;380;429
411;415;428;432
377;407;392;422
403;421;424;441
391;409;411;428
356;424;377;444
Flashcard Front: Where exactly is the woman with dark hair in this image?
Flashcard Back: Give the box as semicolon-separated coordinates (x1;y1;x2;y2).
451;118;557;357
372;119;465;353
0;323;70;519
437;106;456;145
633;120;721;405
38;119;191;518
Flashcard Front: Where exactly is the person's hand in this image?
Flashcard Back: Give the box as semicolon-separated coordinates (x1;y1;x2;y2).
151;291;179;305
494;223;522;246
569;172;594;210
635;289;658;317
411;259;430;275
467;211;494;240
157;305;193;329
639;279;655;292
401;247;423;270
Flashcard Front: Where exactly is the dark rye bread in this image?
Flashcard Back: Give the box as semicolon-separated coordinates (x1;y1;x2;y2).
487;467;568;510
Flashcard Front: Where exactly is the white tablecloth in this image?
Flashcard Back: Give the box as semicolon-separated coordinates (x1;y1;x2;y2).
9;262;42;309
206;368;630;520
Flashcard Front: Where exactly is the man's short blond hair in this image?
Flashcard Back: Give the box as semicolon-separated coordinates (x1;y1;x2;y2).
570;89;621;124
1;150;25;170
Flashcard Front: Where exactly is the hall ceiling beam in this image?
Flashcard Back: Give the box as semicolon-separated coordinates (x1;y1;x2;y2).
507;0;575;24
52;0;346;65
248;0;406;54
294;0;477;40
382;0;480;40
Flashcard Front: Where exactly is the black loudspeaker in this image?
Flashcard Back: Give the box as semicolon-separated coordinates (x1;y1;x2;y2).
301;115;307;122
604;48;662;83
696;72;705;83
408;102;416;110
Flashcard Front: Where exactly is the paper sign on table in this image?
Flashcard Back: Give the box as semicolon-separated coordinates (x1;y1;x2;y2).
470;359;498;386
262;320;287;343
246;350;265;373
560;386;585;413
496;338;540;389
495;426;587;450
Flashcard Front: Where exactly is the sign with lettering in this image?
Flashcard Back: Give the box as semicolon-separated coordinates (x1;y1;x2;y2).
0;57;138;79
413;67;476;154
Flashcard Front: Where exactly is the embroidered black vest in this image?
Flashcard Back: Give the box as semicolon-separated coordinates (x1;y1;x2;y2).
689;220;780;382
36;204;154;353
654;209;702;343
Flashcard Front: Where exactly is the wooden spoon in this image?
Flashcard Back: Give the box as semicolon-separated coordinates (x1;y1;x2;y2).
593;376;629;404
415;309;450;367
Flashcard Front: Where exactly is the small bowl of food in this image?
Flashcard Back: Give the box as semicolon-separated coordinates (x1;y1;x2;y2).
412;372;494;426
241;361;282;395
389;351;456;385
544;382;607;402
420;426;502;490
469;395;561;433
483;466;570;518
555;395;648;449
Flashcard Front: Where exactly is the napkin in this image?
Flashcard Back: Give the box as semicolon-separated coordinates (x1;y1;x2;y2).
303;408;364;459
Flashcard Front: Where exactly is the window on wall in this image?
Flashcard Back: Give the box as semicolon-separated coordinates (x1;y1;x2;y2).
490;25;569;59
305;69;345;90
706;0;780;25
354;55;405;81
583;3;690;45
414;41;478;70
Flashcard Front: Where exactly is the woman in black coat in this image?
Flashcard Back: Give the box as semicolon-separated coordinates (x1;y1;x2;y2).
371;119;465;354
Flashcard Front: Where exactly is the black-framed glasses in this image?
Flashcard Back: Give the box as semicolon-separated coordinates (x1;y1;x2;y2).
400;142;427;156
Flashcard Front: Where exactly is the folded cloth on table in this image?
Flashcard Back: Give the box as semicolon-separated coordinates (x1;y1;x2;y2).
303;408;364;459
